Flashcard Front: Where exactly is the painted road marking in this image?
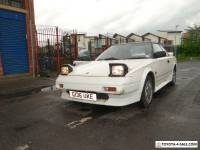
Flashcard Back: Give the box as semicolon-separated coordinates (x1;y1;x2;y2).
65;117;93;129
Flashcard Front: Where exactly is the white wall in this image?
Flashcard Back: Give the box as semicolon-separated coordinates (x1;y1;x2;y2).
167;33;182;45
143;34;159;43
84;37;90;50
143;34;166;44
160;38;165;44
158;32;182;45
85;37;99;52
129;34;143;42
143;38;151;42
77;34;86;51
115;35;126;44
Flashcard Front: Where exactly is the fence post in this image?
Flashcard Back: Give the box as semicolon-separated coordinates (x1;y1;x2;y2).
70;31;78;62
106;36;109;49
56;27;60;73
35;30;39;76
47;39;50;56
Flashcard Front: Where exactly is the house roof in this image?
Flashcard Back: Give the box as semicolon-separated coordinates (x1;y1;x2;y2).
85;36;98;39
127;33;142;38
113;33;127;38
142;32;167;40
158;30;182;33
99;34;106;37
127;33;151;41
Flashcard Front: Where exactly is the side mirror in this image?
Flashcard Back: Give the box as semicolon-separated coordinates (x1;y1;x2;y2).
168;52;174;57
153;51;167;58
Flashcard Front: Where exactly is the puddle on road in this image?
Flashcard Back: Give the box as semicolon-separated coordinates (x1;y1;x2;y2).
64;103;145;129
16;144;29;150
14;124;30;131
41;85;57;92
64;104;120;129
14;120;40;132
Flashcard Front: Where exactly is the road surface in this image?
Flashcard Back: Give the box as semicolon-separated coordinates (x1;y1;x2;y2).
0;61;200;150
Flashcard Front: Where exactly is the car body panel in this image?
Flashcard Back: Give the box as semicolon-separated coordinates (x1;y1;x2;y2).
56;43;177;106
71;59;154;77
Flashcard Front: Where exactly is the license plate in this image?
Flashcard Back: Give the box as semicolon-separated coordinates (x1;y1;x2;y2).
69;91;97;101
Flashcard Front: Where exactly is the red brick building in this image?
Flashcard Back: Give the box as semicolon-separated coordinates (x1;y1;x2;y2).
0;0;36;78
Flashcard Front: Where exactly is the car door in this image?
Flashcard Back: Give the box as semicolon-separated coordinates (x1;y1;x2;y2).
152;44;168;87
159;45;174;81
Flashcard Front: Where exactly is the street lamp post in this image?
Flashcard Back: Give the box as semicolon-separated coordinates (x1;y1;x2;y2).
174;25;179;56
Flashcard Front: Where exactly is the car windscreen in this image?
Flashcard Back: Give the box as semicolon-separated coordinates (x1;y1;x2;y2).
96;43;153;60
79;50;89;57
77;49;91;61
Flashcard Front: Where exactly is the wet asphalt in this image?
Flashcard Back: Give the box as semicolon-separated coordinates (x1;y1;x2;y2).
0;61;200;150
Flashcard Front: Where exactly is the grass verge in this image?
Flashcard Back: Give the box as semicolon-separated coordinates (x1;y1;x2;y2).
177;54;200;61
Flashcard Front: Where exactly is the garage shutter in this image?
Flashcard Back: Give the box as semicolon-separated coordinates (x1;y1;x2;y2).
0;9;29;75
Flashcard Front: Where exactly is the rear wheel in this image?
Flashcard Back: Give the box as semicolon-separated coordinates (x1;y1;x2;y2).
140;76;154;108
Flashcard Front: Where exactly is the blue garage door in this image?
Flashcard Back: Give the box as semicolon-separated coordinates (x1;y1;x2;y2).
0;9;29;75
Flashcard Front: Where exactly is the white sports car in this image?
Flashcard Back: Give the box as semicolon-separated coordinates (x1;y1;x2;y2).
56;42;177;107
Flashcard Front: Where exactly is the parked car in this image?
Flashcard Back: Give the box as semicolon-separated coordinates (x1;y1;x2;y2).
77;49;91;61
56;42;177;107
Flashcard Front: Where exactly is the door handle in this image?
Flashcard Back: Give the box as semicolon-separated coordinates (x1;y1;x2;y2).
167;60;170;63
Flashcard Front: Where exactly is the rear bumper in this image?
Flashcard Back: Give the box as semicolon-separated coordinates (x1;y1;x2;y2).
56;75;141;106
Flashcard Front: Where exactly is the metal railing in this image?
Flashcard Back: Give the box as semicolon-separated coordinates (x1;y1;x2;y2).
35;25;78;76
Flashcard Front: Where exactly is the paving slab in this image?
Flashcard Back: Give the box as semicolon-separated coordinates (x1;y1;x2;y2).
0;77;55;98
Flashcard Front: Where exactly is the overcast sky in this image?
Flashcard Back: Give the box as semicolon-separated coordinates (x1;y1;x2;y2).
34;0;200;35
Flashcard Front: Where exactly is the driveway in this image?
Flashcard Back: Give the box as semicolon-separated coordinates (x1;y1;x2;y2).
0;61;200;150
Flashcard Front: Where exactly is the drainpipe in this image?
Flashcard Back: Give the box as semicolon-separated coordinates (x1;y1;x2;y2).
30;20;35;77
56;27;60;72
29;0;35;77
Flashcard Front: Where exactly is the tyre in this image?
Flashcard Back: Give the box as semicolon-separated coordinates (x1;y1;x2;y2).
169;68;176;86
140;76;154;108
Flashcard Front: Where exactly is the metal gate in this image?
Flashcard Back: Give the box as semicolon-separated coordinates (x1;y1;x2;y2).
0;9;29;75
35;26;78;76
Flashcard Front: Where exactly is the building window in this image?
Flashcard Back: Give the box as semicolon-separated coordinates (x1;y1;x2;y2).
0;0;24;9
78;36;80;42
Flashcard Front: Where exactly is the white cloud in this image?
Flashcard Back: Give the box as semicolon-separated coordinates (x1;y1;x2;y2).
34;0;200;35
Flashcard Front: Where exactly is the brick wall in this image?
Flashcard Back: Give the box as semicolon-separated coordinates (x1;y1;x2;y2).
24;0;32;76
0;55;3;76
25;0;36;76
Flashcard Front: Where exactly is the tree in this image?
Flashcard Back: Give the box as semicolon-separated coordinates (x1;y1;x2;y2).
181;24;200;56
187;24;200;44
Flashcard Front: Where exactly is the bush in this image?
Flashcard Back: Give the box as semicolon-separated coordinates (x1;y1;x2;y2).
178;40;200;57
